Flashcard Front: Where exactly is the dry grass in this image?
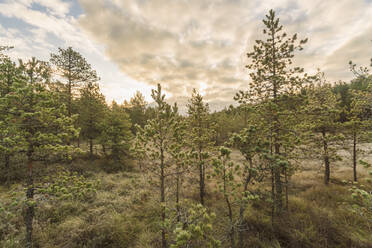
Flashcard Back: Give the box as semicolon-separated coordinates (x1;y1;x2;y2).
1;144;371;247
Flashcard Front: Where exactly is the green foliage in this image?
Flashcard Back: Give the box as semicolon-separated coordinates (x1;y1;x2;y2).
0;54;20;96
187;89;215;205
0;52;26;183
341;81;372;181
168;104;189;218
228;125;269;195
19;57;52;84
237;9;309;103
187;89;215;152
124;91;148;134
235;9;311;213
212;146;262;248
211;147;238;247
344;160;372;217
0;45;13;57
302;76;341;135
230;125;265;161
99;101;132;165
348;186;372;216
2;57;80;162
1;12;372;248
50;47;98;86
37;167;100;202
212;147;237;197
77;81;106;156
133;84;180;248
211;105;246;145
134;84;176;173
0;56;81;247
170;203;220;248
50;47;99;117
301;75;345;184
168;105;188;165
0;167;99;246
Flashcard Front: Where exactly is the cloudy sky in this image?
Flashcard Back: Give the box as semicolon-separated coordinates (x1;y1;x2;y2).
1;0;371;110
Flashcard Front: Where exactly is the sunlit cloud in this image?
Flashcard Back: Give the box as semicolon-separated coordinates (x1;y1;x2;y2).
1;0;372;110
77;0;372;109
0;0;153;104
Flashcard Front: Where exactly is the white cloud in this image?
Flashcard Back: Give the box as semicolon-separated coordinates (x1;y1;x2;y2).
0;0;155;104
0;0;98;53
34;0;71;17
78;0;372;109
1;0;372;109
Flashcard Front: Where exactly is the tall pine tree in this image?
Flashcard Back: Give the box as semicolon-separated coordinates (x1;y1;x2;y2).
187;89;215;206
50;47;98;117
235;9;309;214
77;82;106;158
0;50;23;185
5;57;79;247
302;75;342;185
134;84;176;248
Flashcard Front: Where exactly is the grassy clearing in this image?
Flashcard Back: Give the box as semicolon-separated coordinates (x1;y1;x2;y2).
0;148;371;248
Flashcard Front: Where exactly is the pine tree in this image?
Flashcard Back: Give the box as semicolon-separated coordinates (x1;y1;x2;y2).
168;103;189;222
302;75;342;185
345;60;372;182
0;46;13;58
50;47;98;117
126;91;147;134
19;57;51;85
134;84;176;248
77;82;106;158
235;9;309;214
212;147;237;248
0;51;23;185
187;89;215;205
344;96;370;182
229;125;269;247
211;107;244;145
99;101;132;163
5;57;79;248
170;203;220;248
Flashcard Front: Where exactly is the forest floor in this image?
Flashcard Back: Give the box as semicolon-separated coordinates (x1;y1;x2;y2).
1;144;372;248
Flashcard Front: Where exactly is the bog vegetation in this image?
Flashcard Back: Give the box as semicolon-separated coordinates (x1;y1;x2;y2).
1;10;372;248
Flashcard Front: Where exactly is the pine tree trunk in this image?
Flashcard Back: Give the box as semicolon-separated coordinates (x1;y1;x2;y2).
224;166;235;248
199;147;205;205
89;138;93;159
199;162;204;205
238;158;252;248
102;144;107;157
353;131;357;182
285;168;289;211
322;130;330;185
67;55;72;118
176;163;180;222
26;152;34;248
274;143;282;214
270;136;275;227
160;146;167;248
197;113;206;206
272;28;282;216
271;168;275;227
5;154;10;187
227;199;235;248
238;204;246;248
